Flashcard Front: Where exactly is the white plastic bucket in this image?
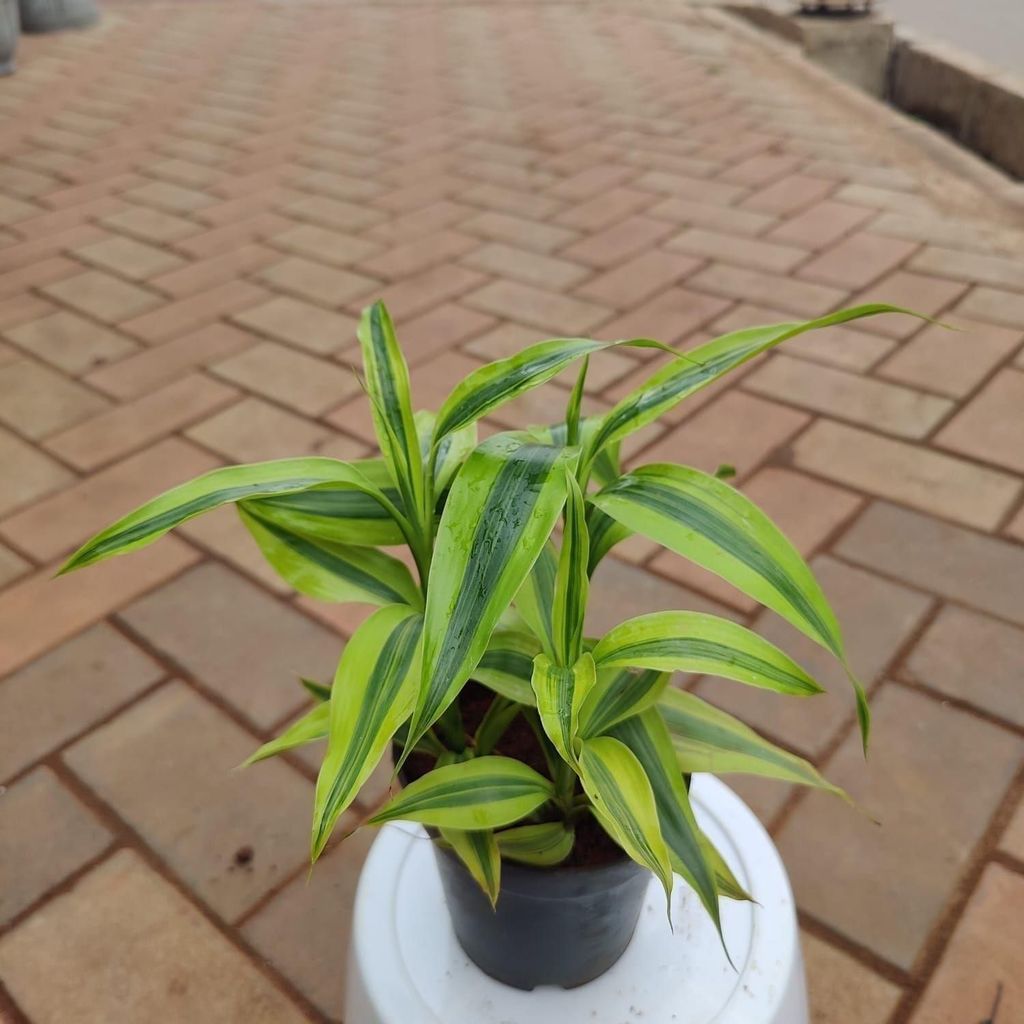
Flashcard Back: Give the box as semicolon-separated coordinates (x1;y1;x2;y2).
346;775;810;1024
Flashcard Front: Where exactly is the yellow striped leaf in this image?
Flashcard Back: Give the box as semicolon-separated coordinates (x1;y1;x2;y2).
578;736;674;905
530;652;597;767
658;687;846;797
403;435;577;757
592;611;824;696
60;457;403;574
495;822;574;867
312;605;423;859
239;507;421;607
368;756;554;830
440;827;501;907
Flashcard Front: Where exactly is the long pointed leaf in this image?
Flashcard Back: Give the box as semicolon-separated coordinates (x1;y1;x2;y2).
609;711;722;940
415;410;476;499
474;628;540;705
593;463;869;746
586;504;632;575
530;418;621;488
243;702;328;766
578;736;674;903
514;542;558;660
592;611;824;696
432;337;675;443
404;435;576;755
495;822;575;866
357;302;425;527
440;827;501;907
239;507;421;607
243;459;406;546
60;458;399;573
368;756;554;830
585;304;921;463
432;339;606;443
552;473;589;665
531;652;597;766
699;832;751;902
312;605;423;859
657;688;846;797
579;667;670;738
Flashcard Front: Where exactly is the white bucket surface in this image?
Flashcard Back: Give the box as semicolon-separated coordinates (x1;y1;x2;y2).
346;775;809;1024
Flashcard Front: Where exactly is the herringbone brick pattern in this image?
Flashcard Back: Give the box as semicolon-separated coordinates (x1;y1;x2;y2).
1;2;1022;1022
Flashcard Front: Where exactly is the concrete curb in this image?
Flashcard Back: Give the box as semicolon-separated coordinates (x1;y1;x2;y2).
716;5;1024;214
890;30;1024;185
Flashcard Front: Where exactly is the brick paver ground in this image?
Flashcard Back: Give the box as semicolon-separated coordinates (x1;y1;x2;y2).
1;2;1023;1022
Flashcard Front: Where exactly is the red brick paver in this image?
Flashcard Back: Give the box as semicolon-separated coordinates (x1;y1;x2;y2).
1;3;1023;1023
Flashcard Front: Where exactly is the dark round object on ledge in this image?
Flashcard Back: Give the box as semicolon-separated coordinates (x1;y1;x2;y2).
19;0;98;34
433;840;651;990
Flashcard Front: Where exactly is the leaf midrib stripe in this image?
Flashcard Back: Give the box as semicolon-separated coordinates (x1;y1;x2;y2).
257;486;399;520
586;670;662;734
73;477;331;566
603;638;810;691
611;717;714;902
605;480;838;654
585;751;663;870
250;514;407;604
597;343;762;450
662;705;816;780
438;343;598;437
423;444;562;725
390;776;548;815
317;614;422;845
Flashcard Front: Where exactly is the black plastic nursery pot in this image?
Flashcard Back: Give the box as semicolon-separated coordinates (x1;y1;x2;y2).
432;839;650;990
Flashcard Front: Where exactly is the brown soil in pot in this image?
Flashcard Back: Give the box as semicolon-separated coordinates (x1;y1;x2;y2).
400;682;624;869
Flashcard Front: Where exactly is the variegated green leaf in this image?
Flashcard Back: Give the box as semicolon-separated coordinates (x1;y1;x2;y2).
432;337;674;443
496;822;574;866
531;652;597;766
552;473;589;665
432;339;608;443
312;605;423;859
593;463;869;746
529;417;620;488
60;458;400;574
578;735;674;903
584;304;920;464
609;711;722;938
440;827;501;907
585;504;632;575
368;756;554;830
514;542;558;660
699;832;751;902
565;356;588;446
474;628;540;705
579;667;670;738
415;410;476;498
403;435;576;756
239;507;422;607
658;687;846;797
243;702;328;766
357;301;426;529
301;677;331;702
512;544;561;655
243;458;406;547
592;611;823;696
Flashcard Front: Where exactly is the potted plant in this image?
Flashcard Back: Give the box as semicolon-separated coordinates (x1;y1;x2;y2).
61;298;910;992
